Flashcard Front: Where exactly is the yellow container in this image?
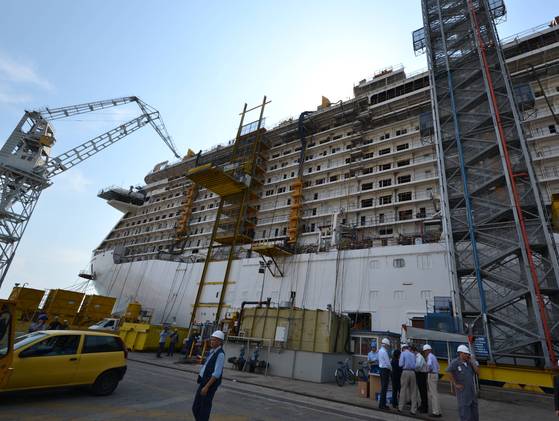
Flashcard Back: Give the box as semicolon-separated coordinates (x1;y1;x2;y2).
9;287;45;321
42;289;85;325
124;302;142;322
240;307;350;353
76;295;116;326
119;323;190;351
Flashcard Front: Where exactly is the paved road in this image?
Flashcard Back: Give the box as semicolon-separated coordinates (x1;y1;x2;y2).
0;360;402;421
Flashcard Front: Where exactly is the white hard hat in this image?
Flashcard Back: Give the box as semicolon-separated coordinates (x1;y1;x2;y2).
401;342;410;349
457;344;470;354
381;338;390;346
211;330;225;341
423;344;432;351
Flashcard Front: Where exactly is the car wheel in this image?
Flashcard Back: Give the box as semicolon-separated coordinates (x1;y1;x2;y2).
91;370;120;396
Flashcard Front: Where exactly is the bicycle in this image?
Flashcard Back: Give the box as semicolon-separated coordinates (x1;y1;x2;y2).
335;358;356;386
356;360;369;381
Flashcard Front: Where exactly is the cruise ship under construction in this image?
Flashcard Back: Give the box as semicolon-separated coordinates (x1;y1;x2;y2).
91;1;559;367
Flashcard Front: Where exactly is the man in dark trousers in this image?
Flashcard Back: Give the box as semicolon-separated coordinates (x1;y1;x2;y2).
192;330;225;421
446;344;479;421
167;329;179;357
377;337;392;410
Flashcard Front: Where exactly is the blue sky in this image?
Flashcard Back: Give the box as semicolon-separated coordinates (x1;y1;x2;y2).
0;0;557;298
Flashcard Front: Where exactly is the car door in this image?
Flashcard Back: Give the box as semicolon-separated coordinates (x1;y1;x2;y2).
7;333;82;390
74;335;125;385
0;300;15;388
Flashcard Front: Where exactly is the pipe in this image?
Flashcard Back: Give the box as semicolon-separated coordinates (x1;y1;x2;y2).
236;298;272;335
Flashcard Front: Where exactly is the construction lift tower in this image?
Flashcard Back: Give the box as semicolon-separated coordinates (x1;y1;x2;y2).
414;0;559;367
0;97;180;289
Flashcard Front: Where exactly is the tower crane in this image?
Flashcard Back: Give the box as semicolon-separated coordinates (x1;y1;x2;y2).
0;96;180;288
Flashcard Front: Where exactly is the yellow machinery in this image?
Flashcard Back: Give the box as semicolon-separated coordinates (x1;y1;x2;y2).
75;295;116;326
8;286;45;321
42;289;85;325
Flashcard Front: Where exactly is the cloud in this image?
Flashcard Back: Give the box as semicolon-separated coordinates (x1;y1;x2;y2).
0;52;53;91
0;88;33;104
56;169;93;193
0;51;54;105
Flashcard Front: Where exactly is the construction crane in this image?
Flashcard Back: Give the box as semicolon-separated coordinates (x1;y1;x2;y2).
0;96;180;288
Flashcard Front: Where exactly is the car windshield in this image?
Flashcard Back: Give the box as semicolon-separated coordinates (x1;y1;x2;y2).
14;332;48;350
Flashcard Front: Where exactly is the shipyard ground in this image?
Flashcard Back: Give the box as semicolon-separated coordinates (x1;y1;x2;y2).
0;355;555;421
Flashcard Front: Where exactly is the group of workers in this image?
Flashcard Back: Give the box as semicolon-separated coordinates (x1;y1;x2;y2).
156;325;181;358
28;315;69;332
368;338;480;421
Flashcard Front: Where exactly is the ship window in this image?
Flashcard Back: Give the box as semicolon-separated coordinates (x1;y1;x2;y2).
393;258;406;268
378;148;391;155
398;192;412;202
396;143;409;151
379;195;392;205
550;125;557;134
361;198;373;208
397;175;411;184
379;179;391;188
312;208;317;216
313;193;318;200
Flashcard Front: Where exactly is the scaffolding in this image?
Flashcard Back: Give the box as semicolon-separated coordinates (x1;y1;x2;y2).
419;0;559;366
187;97;270;326
174;182;198;244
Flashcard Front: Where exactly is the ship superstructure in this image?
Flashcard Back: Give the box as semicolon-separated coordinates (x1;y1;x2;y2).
92;21;559;341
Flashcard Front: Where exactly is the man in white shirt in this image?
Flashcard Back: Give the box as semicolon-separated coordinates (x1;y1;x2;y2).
414;345;429;414
378;338;392;410
424;344;442;417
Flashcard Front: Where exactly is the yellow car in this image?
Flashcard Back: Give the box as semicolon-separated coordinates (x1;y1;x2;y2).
0;309;127;396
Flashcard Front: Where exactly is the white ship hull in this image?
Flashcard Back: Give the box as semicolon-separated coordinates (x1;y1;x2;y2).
92;242;453;332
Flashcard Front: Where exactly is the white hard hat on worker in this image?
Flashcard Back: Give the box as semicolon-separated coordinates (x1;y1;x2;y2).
457;344;470;354
211;330;225;341
423;344;432;351
381;338;390;346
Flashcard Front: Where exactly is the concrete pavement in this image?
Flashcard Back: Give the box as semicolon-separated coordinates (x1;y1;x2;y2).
0;353;555;420
0;360;397;421
129;352;556;421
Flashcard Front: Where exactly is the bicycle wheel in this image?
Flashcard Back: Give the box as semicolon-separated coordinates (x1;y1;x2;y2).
335;368;345;386
347;368;356;384
356;368;366;381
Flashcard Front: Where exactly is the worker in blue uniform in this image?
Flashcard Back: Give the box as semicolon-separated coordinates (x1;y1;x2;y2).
446;344;479;421
192;330;226;421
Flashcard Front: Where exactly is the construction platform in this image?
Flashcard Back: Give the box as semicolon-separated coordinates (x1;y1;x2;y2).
187;163;248;197
252;242;293;257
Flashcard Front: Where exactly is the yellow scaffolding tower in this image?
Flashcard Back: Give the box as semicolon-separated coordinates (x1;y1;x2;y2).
187;97;270;326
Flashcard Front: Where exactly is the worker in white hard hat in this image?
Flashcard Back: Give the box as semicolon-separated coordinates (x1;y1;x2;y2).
377;338;392;410
423;344;442;417
192;330;225;421
398;341;418;414
446;344;480;421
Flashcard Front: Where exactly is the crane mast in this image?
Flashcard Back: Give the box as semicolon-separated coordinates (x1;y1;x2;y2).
0;97;179;288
